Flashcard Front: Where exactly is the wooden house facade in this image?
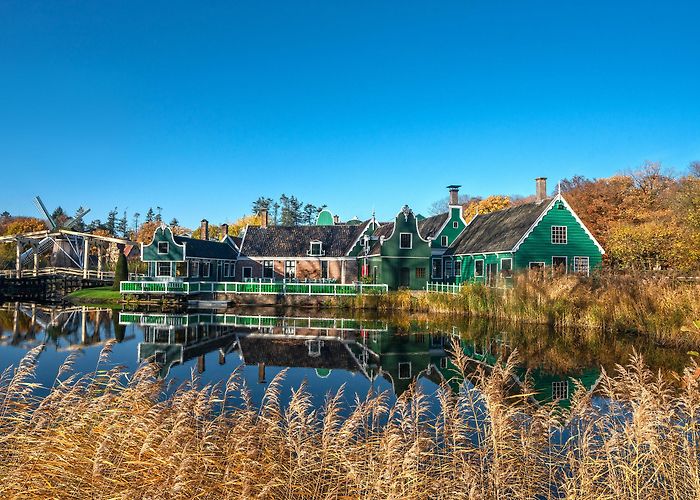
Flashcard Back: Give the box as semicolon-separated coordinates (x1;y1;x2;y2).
141;220;238;282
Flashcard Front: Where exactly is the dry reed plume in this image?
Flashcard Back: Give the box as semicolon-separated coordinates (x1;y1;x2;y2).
1;340;700;499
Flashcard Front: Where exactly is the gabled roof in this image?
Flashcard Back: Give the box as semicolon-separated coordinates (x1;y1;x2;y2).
238;337;361;371
366;223;394;256
445;199;553;255
173;235;239;260
240;221;369;258
417;213;449;240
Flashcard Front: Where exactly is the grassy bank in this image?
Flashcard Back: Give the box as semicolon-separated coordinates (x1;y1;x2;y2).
64;286;121;305
1;343;700;499
344;274;700;348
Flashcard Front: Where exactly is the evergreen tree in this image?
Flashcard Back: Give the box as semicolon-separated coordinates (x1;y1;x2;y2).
0;211;9;218
117;210;128;237
169;217;179;227
272;202;280;225
302;203;317;225
145;208;154;223
132;212;140;234
106;208;118;235
111;252;128;291
155;206;163;222
51;206;68;227
252;197;272;214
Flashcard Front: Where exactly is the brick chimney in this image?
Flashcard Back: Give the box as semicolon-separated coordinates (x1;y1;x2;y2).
220;223;229;241
535;178;547;203
333;214;340;224
447;185;461;206
200;219;209;240
258;208;268;228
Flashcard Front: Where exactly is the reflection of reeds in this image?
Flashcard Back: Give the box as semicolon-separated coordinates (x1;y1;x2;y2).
1;344;700;498
353;274;700;348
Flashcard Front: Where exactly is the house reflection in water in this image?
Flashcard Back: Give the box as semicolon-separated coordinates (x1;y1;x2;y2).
122;311;601;406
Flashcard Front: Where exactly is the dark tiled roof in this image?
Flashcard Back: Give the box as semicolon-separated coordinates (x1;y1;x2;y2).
367;223;394;256
174;235;238;260
240;222;369;258
445;199;552;255
417;213;448;239
238;337;361;371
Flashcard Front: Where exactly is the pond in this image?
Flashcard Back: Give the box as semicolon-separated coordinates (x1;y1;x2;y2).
0;302;692;411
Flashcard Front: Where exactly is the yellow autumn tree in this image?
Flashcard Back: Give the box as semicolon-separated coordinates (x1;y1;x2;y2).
461;195;512;222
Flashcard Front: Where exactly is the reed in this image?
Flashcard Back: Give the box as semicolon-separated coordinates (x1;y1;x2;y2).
350;273;700;348
1;343;700;499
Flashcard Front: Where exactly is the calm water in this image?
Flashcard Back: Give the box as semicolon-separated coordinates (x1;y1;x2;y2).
0;302;691;410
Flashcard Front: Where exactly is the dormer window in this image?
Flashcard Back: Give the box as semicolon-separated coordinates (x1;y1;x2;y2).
157;242;169;254
308;241;324;256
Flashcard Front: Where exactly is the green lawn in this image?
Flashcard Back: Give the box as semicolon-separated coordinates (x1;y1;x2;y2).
65;287;122;304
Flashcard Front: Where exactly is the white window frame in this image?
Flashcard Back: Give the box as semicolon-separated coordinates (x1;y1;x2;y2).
552;256;568;274
157;241;169;254
285;260;296;279
431;257;443;279
441;235;448;247
474;259;485;278
202;261;210;278
440;357;448;369
551;225;568;245
500;258;513;276
242;266;253;279
552;380;569;400
191;261;199;278
399;233;413;249
573;256;590;276
309;240;324;256
156;262;171;277
452;221;458;229
455;259;462;277
223;262;230;278
444;259;454;278
263;260;274;279
398;362;412;380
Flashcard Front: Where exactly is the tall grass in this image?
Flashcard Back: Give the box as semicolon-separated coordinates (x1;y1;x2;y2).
2;341;700;498
348;273;700;348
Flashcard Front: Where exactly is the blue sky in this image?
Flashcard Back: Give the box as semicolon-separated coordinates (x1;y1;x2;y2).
1;1;698;228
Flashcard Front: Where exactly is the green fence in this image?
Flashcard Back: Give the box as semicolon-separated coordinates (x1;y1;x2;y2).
120;280;388;296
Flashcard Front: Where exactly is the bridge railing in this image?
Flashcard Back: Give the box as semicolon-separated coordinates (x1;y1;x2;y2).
120;280;388;296
0;267;114;280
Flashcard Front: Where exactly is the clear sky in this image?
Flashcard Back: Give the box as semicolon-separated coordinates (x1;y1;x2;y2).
1;1;698;228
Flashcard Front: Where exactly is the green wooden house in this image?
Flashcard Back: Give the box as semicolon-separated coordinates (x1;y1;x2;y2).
446;179;604;286
362;205;432;289
141;221;238;281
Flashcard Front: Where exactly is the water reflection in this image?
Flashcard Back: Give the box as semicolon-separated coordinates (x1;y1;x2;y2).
0;303;692;409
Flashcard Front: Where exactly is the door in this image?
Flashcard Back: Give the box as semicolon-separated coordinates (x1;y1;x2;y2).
399;267;410;288
486;263;498;286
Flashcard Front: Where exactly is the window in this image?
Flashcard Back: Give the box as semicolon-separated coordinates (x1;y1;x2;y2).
529;262;545;270
441;235;448;247
176;262;187;277
552;256;567;275
552;380;569;400
500;258;513;278
551;225;568;244
455;259;462;277
242;267;252;279
398;362;412;379
309;241;323;256
399;233;412;249
202;261;210;278
573;256;590;276
432;258;443;279
444;259;454;278
474;259;484;277
156;262;171;277
440;357;448;369
415;267;426;278
263;260;274;279
154;351;166;364
157;241;169;254
321;260;329;279
285;260;296;279
190;261;199;277
453;221;459;229
223;262;230;278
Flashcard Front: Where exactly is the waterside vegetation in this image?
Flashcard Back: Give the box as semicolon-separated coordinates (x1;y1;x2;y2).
2;343;700;499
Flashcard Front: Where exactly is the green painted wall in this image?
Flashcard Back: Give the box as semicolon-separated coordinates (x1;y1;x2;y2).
371;207;431;290
431;206;466;249
514;199;603;274
457;252;514;285
316;209;335;226
142;227;185;262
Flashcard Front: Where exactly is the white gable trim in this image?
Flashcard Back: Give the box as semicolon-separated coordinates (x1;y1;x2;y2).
510;195;605;254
